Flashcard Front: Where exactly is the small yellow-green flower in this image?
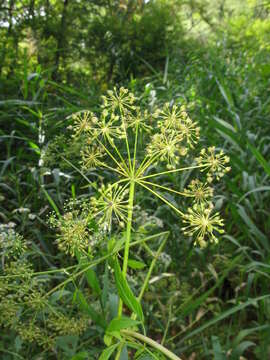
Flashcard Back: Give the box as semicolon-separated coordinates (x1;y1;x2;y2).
183;179;213;204
156;103;200;148
91;110;122;142
91;183;129;231
72;110;96;137
182;203;224;248
101;87;136;113
127;108;152;132
48;313;89;336
196;146;231;182
80;145;104;169
146;130;187;169
49;208;92;257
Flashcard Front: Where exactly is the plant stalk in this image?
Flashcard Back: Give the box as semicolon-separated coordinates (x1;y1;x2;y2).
118;179;135;316
121;330;182;360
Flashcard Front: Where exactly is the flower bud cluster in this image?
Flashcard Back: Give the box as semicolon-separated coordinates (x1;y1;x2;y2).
183;179;214;205
49;203;93;257
147;103;200;169
101;86;136;113
182;203;225;248
90;183;129;231
196;146;231;183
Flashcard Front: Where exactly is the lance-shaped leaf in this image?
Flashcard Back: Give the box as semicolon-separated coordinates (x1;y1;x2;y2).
114;258;144;322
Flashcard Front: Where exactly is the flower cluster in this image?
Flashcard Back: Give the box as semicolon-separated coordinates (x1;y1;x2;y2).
182;203;224;248
146;130;187;169
146;103;200;169
101;86;136;113
90;183;129;231
72;110;93;137
81;143;105;169
67;87;230;248
183;179;214;204
127;108;152;132
0;228;28;260
196;146;231;183
156;103;200;148
0;223;94;352
48;312;89;336
49;203;93;257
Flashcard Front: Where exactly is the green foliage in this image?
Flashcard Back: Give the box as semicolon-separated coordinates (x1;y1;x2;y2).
1;0;270;359
88;0;183;80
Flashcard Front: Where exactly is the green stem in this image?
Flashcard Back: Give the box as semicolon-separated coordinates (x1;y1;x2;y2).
131;236;168;322
138;164;207;180
138;181;184;216
107;135;130;174
123;180;135;275
133;122;139;173
138;236;167;302
139;179;189;197
115;343;124;360
120;108;132;172
118;180;135;316
121;330;182;360
44;232;168;299
96;137;128;176
135;153;160;178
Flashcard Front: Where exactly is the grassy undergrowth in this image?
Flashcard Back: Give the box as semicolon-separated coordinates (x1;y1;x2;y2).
1;2;270;359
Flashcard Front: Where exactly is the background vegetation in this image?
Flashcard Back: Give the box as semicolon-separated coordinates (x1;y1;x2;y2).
0;0;270;359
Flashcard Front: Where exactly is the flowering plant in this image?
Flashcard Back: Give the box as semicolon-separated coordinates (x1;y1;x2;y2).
0;87;230;359
66;87;230;358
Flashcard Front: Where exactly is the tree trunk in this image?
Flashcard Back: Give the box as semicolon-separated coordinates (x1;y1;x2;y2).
0;0;15;77
52;0;69;80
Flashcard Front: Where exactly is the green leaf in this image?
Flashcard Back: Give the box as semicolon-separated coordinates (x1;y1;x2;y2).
238;186;270;203
176;255;242;316
73;289;106;329
28;141;40;154
237;205;269;251
216;77;235;109
102;262;109;309
211;336;226;360
247;141;270;176
114;258;144;321
41;187;60;216
109;293;119;319
85;268;102;296
127;259;146;270
231;341;256;357
76;253;101;297
71;351;89;360
98;344;120;360
104;334;113;347
179;295;270;344
107;317;140;334
119;345;128;360
56;335;78;355
232;324;270;347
